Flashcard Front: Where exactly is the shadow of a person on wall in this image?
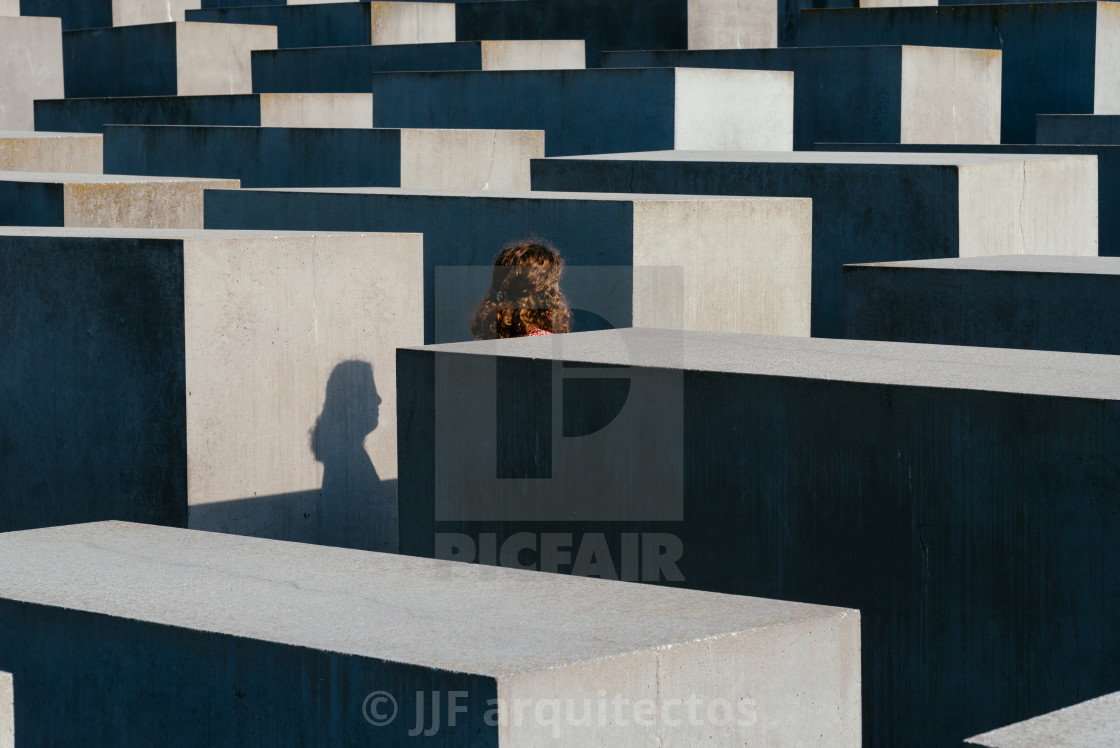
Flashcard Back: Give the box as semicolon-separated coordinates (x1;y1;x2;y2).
310;360;398;553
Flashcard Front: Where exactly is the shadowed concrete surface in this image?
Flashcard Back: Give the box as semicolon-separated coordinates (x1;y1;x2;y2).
966;691;1120;748
20;0;202;29
0;521;860;745
1037;114;1120;145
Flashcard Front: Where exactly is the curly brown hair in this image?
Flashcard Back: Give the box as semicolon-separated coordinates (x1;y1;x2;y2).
469;239;572;339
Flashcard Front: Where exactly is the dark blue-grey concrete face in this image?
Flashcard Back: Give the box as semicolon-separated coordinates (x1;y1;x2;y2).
18;0;113;30
0;236;187;533
62;24;181;98
0;182;65;226
104;126;404;188
187;3;378;47
369;69;676;157
794;3;1101;144
0;601;499;746
204;189;634;343
604;47;904;150
35;95;266;134
530;156;961;337
1037;114;1120;145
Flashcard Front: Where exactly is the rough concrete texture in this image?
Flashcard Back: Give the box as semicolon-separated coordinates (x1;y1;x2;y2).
19;0;202;29
36;93;371;133
843;255;1120;353
397;327;1120;747
966;691;1120;748
187;1;455;48
62;22;277;98
366;68;792;156
0;671;9;748
1037;114;1120;145
203;187;812;343
0;131;102;173
478;39;585;70
795;2;1120;144
0;171;238;228
0;16;63;131
0;521;860;746
531;150;1097;337
0;228;421;553
604;45;1000;150
103;125;543;189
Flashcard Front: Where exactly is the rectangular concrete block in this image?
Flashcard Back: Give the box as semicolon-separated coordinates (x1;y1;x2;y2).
0;131;101;173
0;671;9;748
104;125;543;189
0;16;63;130
397;326;1120;747
0;228;422;552
0;172;237;228
20;0;202;29
795;2;1120;144
843;256;1120;354
531;150;1098;337
367;68;793;156
203;187;812;344
62;21;277;98
186;1;455;48
966;691;1120;748
604;45;1001;150
36;93;372;133
0;521;859;745
251;40;586;94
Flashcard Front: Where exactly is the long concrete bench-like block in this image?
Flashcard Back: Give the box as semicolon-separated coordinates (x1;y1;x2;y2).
0;16;63;130
0;521;860;745
603;45;1001;150
186;2;455;48
844;256;1120;354
397;327;1120;747
966;691;1120;748
251;40;586;94
20;0;202;29
0;229;422;552
204;187;812;344
1037;114;1120;144
104;125;544;190
36;93;372;133
63;22;277;98
0;131;101;173
0;172;237;228
795;2;1120;144
531;150;1098;337
0;671;10;748
368;68;793;156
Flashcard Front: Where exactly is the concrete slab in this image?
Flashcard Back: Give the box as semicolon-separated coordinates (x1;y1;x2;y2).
0;16;63;131
966;691;1120;748
530;150;1098;337
0;0;17;14
62;21;277;98
795;2;1120;144
843;255;1120;353
104;125;543;190
366;68;793;156
0;228;422;552
1037;114;1120;144
19;0;202;29
0;131;101;173
603;45;1001;150
0;672;9;748
251;40;586;94
0;521;859;745
203;187;812;343
36;93;372;133
398;326;1120;747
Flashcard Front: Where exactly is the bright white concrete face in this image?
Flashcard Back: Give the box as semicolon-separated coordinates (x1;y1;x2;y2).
113;0;201;25
368;0;455;45
901;46;1001;144
966;691;1120;748
399;128;544;191
674;68;793;150
0;16;63;130
0;132;102;173
860;0;933;6
0;0;17;15
479;40;586;70
176;22;277;95
687;0;777;49
258;93;373;128
0;671;10;748
1095;4;1120;114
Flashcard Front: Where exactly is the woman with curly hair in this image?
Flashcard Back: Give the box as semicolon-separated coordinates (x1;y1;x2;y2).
470;239;572;340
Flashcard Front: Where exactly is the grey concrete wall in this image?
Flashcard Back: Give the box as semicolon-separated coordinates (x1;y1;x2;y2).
843;256;1120;353
0;671;11;748
1037;114;1120;144
0;132;102;173
62;22;276;98
366;68;792;156
397;327;1120;747
604;45;1000;150
530;151;1097;337
0;521;860;745
103;125;542;190
203;187;812;344
20;0;202;28
795;2;1119;144
966;691;1120;748
0;16;63;130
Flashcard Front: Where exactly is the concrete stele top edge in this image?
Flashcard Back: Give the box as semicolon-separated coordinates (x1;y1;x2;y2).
0;227;421;240
243;186;808;203
0;171;239;184
548;150;1093;166
846;255;1120;275
965;691;1120;748
0;131;102;139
